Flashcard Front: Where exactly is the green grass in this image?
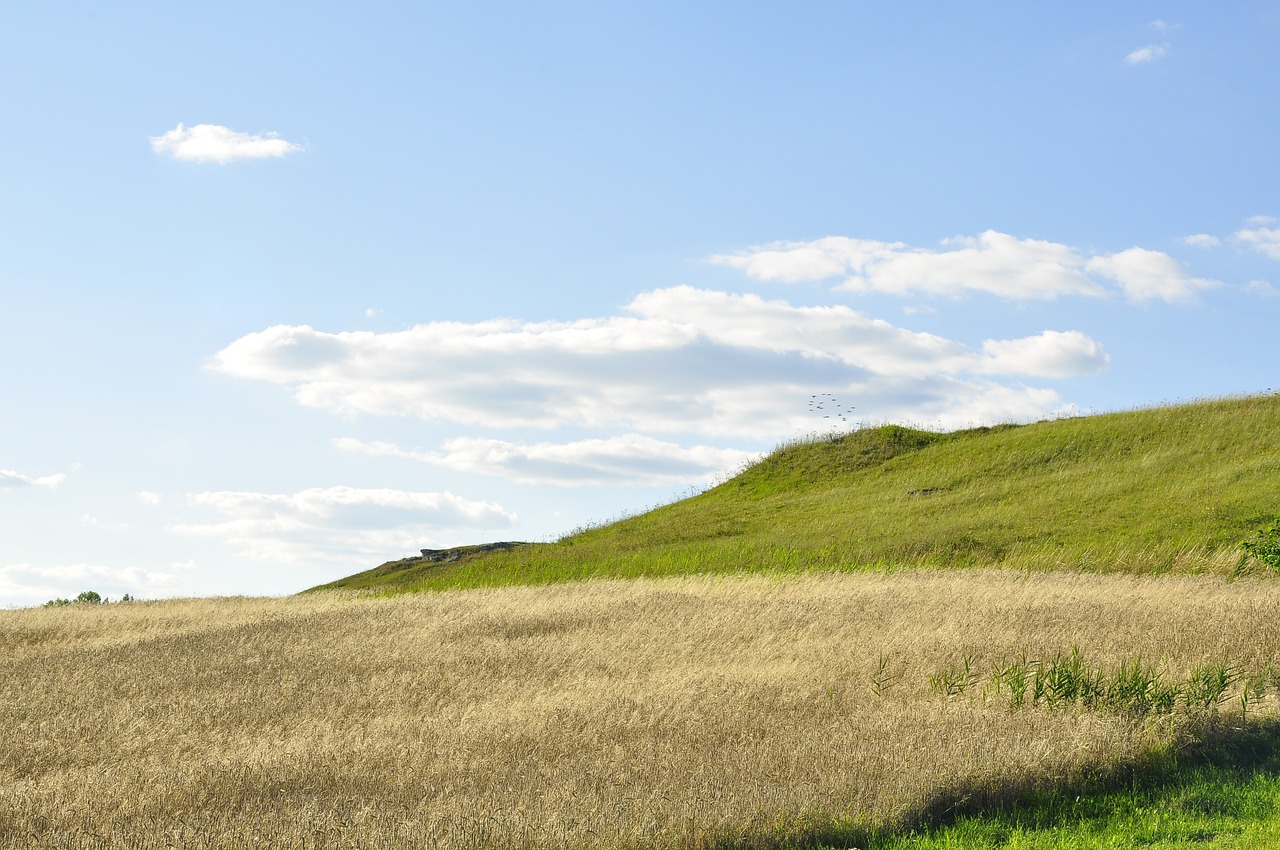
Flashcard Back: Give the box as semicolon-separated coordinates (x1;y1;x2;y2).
312;393;1280;594
797;721;1280;850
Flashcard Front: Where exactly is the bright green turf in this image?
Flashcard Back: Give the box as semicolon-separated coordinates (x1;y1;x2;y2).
778;721;1280;850
312;394;1280;594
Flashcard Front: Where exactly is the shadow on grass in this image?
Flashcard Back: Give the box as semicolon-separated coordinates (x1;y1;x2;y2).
741;718;1280;850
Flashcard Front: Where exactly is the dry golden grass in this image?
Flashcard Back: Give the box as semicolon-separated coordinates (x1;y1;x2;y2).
3;571;1279;849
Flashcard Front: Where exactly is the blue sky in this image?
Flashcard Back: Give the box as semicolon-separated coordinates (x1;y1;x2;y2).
3;2;1278;605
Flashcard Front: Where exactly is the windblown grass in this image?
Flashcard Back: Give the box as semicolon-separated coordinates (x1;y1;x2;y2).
4;570;1280;848
318;394;1280;595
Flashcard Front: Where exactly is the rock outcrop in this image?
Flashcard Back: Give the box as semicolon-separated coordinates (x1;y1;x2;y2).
417;542;528;563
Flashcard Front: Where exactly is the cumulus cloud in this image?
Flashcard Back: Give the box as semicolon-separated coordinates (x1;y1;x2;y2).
137;490;163;505
0;562;179;608
334;434;760;487
1235;225;1280;260
1181;234;1222;248
213;286;1105;436
710;231;1214;303
0;469;66;488
150;123;302;164
1125;44;1167;64
976;331;1110;379
173;486;516;564
1084;248;1217;302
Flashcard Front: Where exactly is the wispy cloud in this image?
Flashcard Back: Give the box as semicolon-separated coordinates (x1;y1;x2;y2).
710;231;1216;303
334;434;759;487
1235;225;1280;260
173;487;516;564
213;285;1106;437
1125;44;1168;65
137;490;163;505
0;469;66;489
1181;234;1222;248
150;123;302;164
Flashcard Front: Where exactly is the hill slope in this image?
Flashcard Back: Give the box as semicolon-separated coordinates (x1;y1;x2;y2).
312;394;1280;594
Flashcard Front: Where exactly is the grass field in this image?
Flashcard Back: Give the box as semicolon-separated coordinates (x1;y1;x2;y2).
7;395;1280;848
4;570;1280;849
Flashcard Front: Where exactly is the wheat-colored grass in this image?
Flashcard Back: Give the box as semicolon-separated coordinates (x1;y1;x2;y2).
3;571;1279;849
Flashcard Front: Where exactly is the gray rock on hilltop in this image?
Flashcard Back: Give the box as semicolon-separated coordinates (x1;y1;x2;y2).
418;541;528;563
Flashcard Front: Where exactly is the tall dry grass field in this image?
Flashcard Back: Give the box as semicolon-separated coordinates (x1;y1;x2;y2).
3;572;1279;849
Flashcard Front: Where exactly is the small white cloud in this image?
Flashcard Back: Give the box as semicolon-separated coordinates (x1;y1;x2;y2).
335;434;760;487
1084;248;1217;302
80;514;130;531
1181;234;1221;248
137;490;163;505
1245;215;1278;226
169;559;198;571
708;236;907;283
1149;19;1179;32
1235;226;1280;260
150;123;302;164
977;331;1110;379
1125;44;1168;64
174;486;516;564
1245;280;1279;297
0;469;66;489
365;308;381;319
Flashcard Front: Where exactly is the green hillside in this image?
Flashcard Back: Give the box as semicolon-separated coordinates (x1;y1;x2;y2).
312;394;1280;594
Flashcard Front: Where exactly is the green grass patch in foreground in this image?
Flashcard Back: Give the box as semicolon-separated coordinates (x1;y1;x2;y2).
795;721;1280;850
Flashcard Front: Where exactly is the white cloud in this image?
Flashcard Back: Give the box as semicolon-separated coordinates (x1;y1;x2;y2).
213;286;1105;437
710;231;1213;303
80;514;130;531
173;486;516;564
137;490;163;505
0;562;180;608
1181;234;1221;248
708;236;907;283
1235;226;1280;260
1125;44;1167;64
1245;280;1279;297
149;123;302;164
335;434;760;487
0;469;66;488
1084;248;1217;302
977;331;1110;379
1245;215;1278;226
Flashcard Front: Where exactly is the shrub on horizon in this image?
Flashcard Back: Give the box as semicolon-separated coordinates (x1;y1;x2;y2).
42;590;107;607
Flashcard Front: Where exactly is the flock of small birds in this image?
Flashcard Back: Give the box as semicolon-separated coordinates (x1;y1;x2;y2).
808;392;852;423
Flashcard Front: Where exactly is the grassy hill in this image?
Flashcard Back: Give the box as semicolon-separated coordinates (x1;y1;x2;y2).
313;393;1280;594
